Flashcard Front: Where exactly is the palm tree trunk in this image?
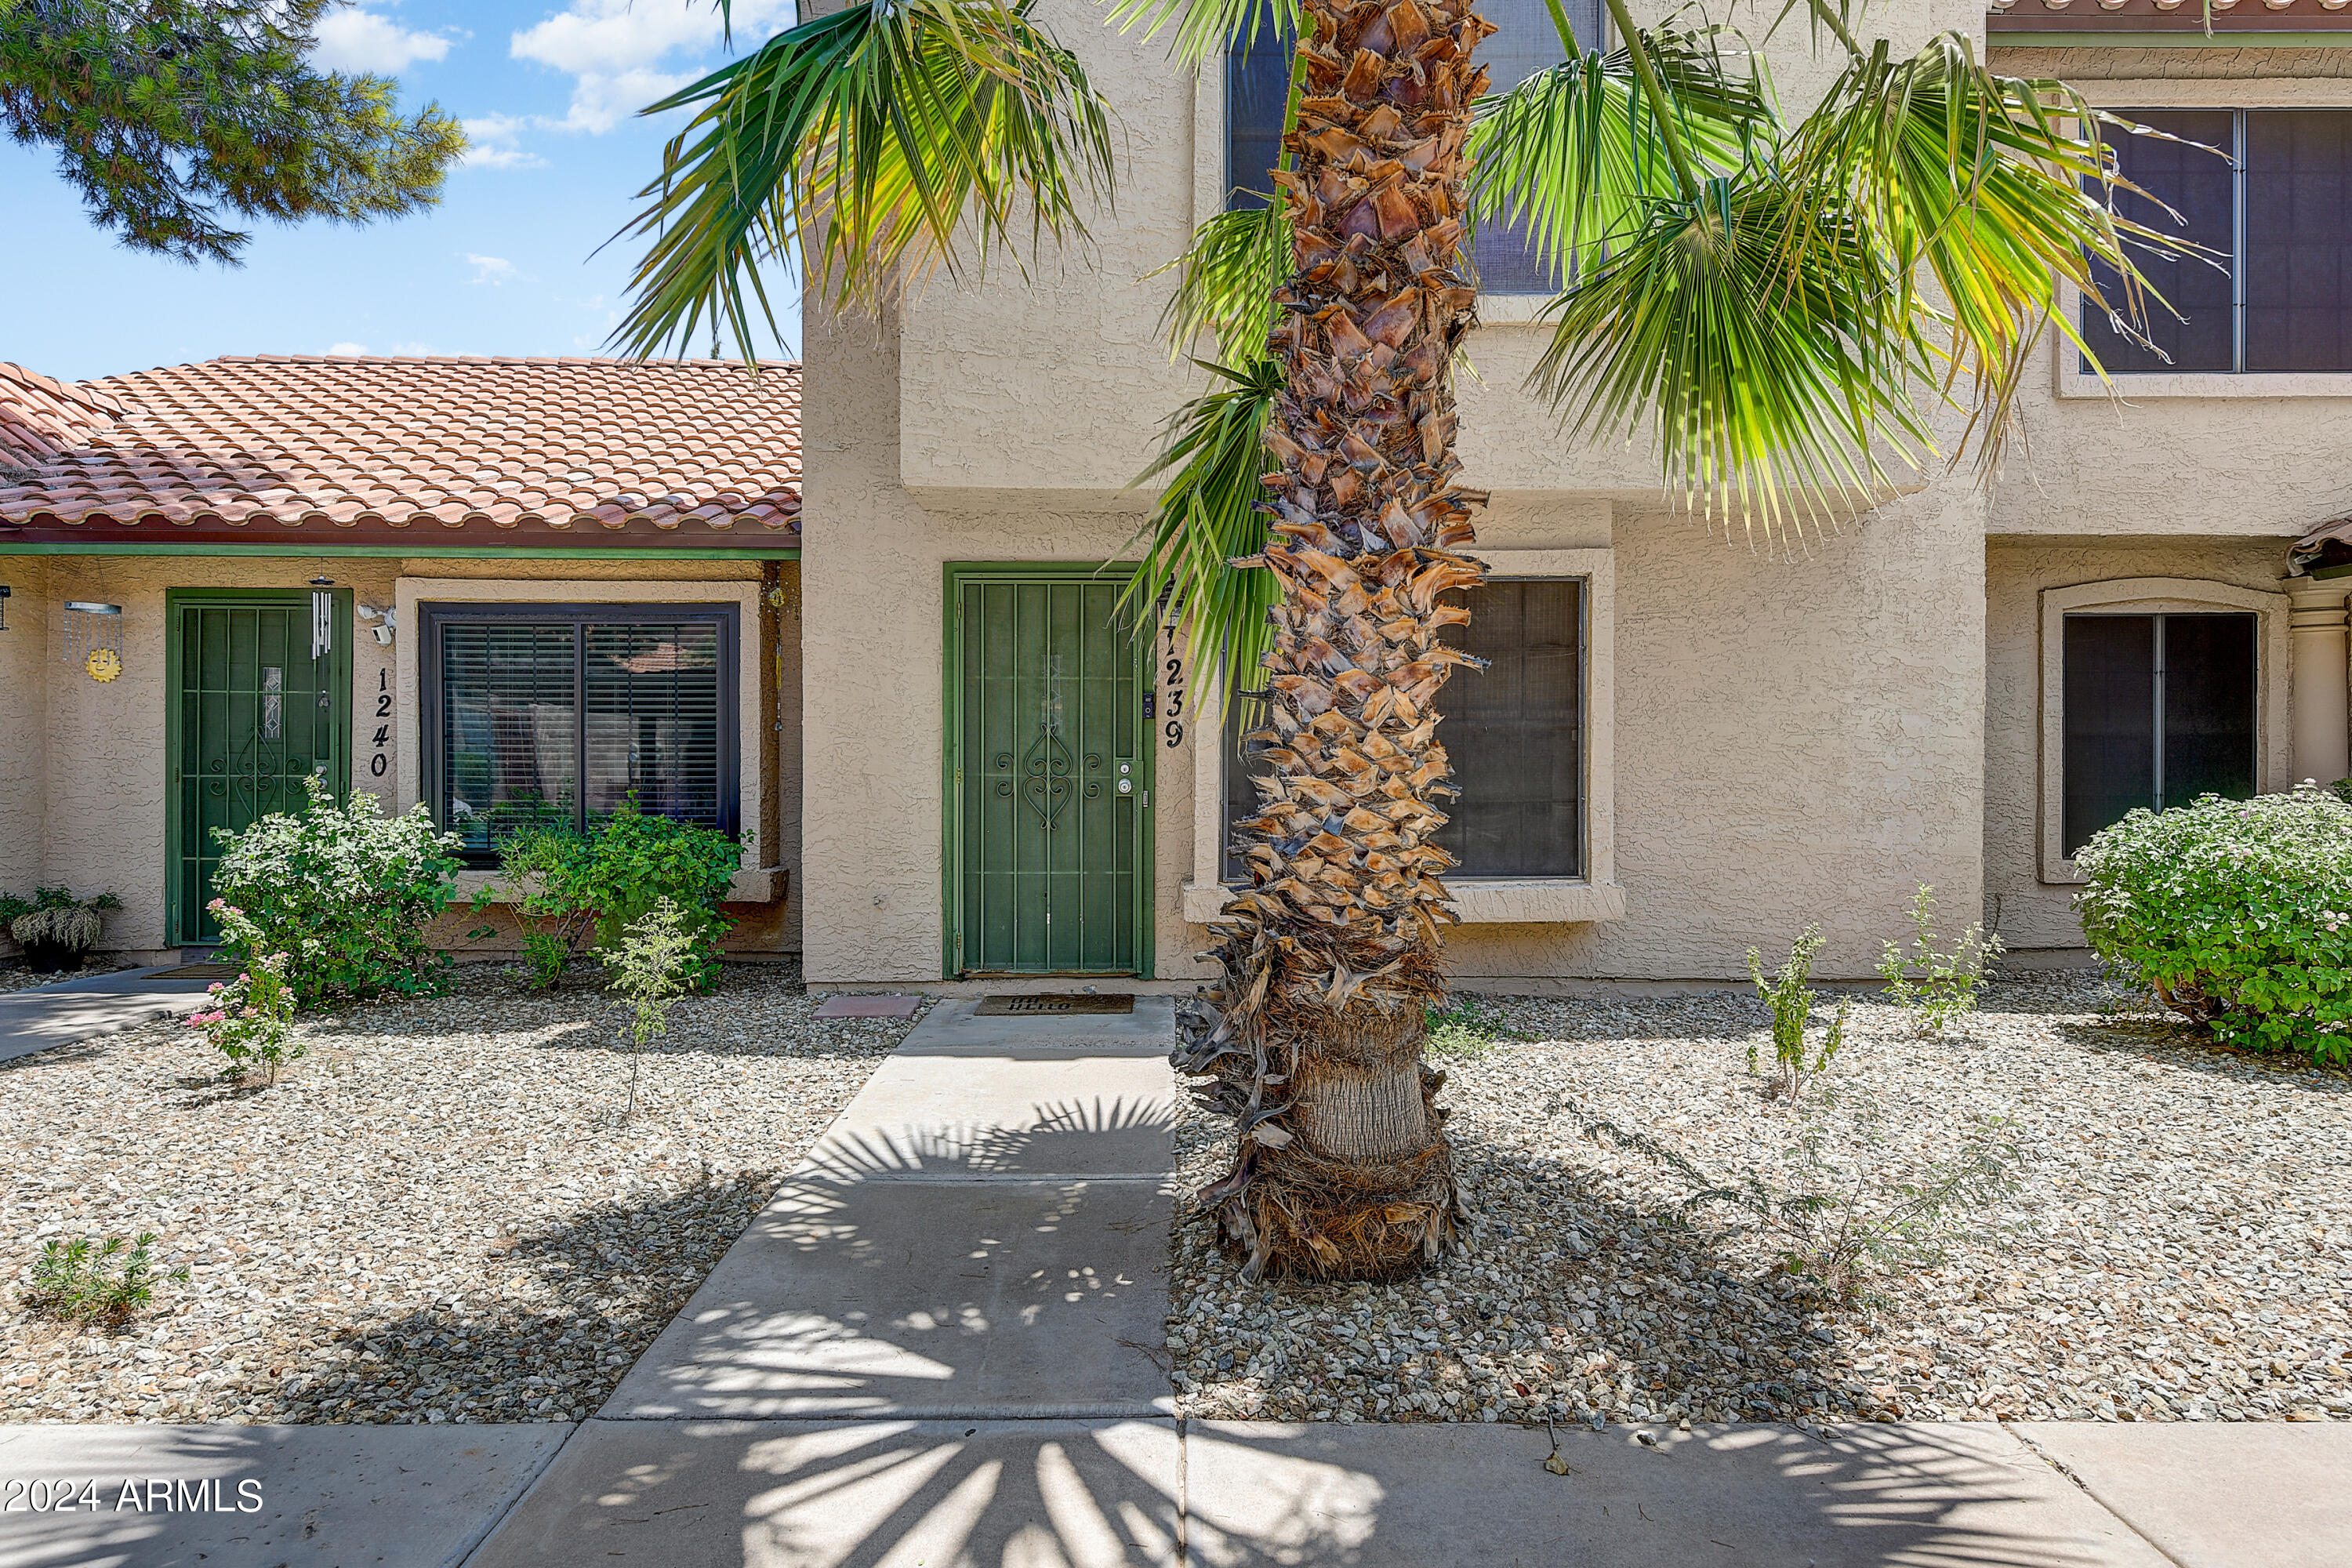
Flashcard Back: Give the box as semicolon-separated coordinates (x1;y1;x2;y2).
1175;0;1492;1281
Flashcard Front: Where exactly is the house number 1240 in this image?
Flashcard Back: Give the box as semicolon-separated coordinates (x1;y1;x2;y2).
369;670;390;778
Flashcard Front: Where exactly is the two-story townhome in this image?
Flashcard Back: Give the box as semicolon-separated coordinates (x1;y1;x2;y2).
8;2;2350;989
792;0;2352;989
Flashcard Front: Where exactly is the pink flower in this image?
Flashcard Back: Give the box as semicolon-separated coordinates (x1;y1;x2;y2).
207;982;223;994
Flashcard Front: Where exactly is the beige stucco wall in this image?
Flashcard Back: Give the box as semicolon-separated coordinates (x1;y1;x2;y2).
0;557;52;949
3;554;794;960
1984;535;2301;955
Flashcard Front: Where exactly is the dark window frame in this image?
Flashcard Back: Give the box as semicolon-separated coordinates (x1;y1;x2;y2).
2059;608;2258;856
2087;107;2352;374
418;601;742;867
1222;573;1591;882
1222;0;1605;295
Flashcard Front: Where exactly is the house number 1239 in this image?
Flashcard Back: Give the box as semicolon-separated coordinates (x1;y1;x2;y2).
1162;626;1184;749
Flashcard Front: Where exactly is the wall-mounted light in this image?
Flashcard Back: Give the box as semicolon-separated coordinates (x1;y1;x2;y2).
0;584;11;632
357;602;397;647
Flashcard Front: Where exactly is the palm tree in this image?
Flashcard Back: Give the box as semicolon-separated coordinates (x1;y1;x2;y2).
616;0;2194;1281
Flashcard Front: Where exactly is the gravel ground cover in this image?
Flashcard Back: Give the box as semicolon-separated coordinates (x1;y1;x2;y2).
0;960;132;995
1169;971;2352;1428
1;960;921;1425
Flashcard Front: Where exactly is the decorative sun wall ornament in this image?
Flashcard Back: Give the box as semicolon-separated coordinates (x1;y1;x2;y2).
61;601;123;681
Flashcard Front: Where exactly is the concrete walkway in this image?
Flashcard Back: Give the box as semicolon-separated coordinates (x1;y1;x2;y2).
0;966;216;1065
7;994;2350;1566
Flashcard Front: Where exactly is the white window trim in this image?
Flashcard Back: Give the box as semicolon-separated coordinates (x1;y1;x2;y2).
1181;547;1624;924
392;576;779;903
2038;576;2292;885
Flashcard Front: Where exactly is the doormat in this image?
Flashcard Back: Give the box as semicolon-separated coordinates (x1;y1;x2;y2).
974;993;1135;1016
150;964;241;981
811;994;924;1019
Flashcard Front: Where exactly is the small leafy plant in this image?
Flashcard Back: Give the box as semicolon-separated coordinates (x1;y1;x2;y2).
490;797;742;990
606;896;699;1118
1875;884;2002;1037
1547;1089;2022;1308
1748;925;1849;1102
209;776;461;1007
2075;789;2352;1063
187;903;302;1083
20;1232;186;1329
1424;996;1517;1059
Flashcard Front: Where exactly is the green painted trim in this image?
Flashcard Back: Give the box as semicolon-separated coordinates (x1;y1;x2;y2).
163;587;354;945
0;542;797;560
2308;561;2352;581
939;561;1156;982
1990;31;2352;48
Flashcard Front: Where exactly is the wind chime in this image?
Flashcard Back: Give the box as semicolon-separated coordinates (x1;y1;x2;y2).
61;601;123;683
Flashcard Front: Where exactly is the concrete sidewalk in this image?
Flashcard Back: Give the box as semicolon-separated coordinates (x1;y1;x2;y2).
0;966;216;1065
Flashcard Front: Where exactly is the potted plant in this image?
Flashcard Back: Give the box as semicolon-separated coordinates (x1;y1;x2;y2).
4;887;122;973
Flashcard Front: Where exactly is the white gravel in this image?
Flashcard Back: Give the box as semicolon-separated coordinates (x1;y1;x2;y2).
0;959;132;996
1169;971;2352;1427
1;960;920;1425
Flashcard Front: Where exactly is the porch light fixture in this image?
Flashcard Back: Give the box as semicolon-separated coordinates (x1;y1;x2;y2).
61;601;123;682
0;585;10;632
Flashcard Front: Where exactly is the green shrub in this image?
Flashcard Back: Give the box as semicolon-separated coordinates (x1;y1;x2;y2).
1748;925;1849;1102
20;1232;185;1329
1875;884;2002;1037
492;798;742;989
2074;789;2352;1063
209;778;461;1007
187;905;303;1083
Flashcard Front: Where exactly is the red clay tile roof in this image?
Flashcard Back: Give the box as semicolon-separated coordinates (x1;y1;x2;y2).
0;354;800;547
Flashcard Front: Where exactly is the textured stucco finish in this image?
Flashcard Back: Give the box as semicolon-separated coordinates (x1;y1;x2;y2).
1983;537;2299;953
1;555;795;957
0;557;51;950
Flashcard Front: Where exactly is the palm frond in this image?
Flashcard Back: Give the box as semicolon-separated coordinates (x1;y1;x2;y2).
1149;201;1289;358
1115;358;1283;702
610;0;1113;358
1105;0;1301;71
1779;34;2221;472
1531;176;1936;550
1468;30;1772;293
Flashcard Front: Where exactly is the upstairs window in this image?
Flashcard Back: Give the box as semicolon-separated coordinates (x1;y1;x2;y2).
1226;578;1586;880
2086;109;2352;372
2062;612;2256;855
1225;0;1603;293
419;602;739;865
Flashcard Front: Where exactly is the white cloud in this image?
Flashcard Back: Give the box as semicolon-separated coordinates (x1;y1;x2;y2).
466;254;520;285
327;342;370;356
510;0;793;134
387;341;437;355
459;114;549;171
314;9;452;74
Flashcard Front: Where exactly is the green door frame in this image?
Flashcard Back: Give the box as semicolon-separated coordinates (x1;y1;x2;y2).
164;587;354;946
940;562;1156;978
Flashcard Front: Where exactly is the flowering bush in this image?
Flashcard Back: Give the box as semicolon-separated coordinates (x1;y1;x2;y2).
209;776;461;1007
187;903;302;1083
2074;789;2352;1063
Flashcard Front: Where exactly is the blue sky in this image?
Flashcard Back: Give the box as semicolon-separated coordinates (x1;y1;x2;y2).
0;1;803;383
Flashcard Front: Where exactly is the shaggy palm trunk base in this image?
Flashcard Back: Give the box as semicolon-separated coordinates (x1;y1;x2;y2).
1175;0;1492;1282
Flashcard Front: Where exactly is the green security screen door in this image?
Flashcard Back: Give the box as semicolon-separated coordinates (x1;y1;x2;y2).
953;573;1145;975
169;593;348;945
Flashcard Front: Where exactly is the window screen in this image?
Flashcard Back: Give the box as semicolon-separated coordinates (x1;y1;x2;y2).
2083;110;2236;374
1225;578;1584;880
2062;612;2256;856
1224;0;1600;292
2086;109;2352;374
423;604;739;864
